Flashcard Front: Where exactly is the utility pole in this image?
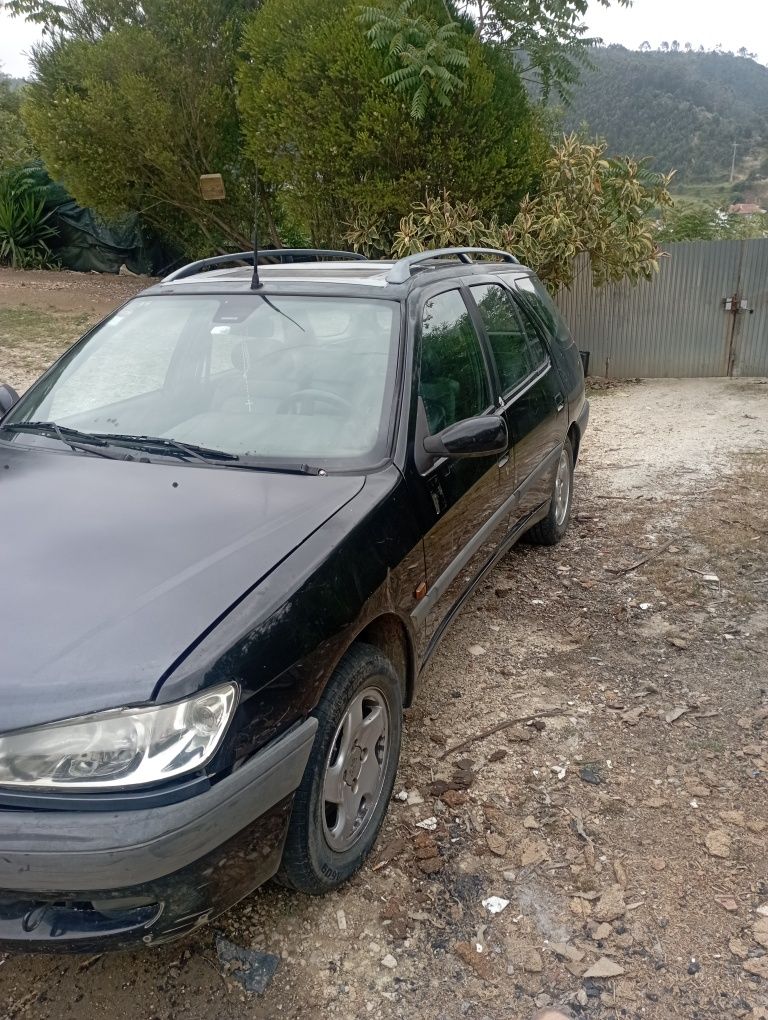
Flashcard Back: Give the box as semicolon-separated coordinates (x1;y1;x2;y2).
730;142;738;185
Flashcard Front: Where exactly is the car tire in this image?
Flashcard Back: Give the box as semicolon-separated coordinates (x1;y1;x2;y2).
526;440;574;546
277;643;403;895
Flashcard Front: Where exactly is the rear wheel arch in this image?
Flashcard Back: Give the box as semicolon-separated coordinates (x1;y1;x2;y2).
568;421;581;464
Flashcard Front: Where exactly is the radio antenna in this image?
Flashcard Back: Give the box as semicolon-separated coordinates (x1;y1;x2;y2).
251;169;262;290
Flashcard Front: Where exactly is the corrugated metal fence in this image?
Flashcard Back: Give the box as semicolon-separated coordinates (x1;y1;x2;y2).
557;238;768;378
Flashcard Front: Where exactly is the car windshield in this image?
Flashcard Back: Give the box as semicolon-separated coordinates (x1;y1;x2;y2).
4;293;401;467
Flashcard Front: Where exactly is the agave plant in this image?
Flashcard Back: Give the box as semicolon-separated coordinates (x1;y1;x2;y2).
0;168;58;269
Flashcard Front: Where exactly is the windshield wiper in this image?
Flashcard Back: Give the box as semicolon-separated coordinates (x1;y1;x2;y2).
106;440;323;474
1;423;325;473
97;434;241;463
0;421;122;459
236;459;327;476
104;439;326;474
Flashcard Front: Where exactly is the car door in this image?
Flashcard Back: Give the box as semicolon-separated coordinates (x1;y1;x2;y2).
466;279;567;524
405;286;509;648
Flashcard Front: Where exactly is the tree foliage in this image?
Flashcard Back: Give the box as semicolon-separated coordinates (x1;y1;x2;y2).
354;1;634;107
239;0;545;251
452;0;630;100
16;0;261;254
358;136;673;290
509;136;673;287
3;0;149;38
657;202;768;243
5;0;672;280
0;71;36;170
360;0;469;120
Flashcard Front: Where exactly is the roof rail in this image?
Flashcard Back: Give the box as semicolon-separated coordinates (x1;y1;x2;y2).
163;249;368;283
385;247;517;284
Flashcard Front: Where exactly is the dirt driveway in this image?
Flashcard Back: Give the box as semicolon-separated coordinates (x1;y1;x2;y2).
1;270;768;1020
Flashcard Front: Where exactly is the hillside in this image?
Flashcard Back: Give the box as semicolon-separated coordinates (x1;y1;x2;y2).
563;46;768;186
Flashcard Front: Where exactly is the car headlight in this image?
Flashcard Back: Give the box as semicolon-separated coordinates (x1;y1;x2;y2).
0;683;238;791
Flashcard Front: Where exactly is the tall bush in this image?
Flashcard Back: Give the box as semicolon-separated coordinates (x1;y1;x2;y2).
238;0;546;251
363;136;674;290
20;1;259;256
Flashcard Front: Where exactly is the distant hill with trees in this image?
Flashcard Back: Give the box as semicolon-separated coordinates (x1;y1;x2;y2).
563;45;768;186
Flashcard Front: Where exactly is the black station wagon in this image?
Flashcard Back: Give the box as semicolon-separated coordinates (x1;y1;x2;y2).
0;247;588;952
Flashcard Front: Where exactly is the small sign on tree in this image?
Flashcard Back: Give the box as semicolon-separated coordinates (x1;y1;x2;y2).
199;174;226;201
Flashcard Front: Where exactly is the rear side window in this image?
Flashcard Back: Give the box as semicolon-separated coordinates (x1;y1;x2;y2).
470;283;533;395
419;290;489;434
514;275;572;347
516;303;550;370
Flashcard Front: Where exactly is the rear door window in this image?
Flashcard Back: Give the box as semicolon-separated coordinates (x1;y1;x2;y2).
419;290;490;434
469;283;533;396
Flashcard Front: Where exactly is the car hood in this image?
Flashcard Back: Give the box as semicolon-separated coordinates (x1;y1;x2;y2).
0;445;364;731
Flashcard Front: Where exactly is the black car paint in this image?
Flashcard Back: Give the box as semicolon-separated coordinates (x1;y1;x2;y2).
0;260;587;950
0;445;364;733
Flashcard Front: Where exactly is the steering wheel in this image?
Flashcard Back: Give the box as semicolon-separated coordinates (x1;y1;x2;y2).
278;388;354;417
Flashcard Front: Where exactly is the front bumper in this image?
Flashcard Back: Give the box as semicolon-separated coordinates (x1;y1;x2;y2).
0;718;316;952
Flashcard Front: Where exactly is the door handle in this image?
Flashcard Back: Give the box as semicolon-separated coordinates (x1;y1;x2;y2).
555;393;565;413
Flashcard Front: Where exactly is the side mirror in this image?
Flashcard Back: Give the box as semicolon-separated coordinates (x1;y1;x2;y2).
0;384;19;418
423;415;508;460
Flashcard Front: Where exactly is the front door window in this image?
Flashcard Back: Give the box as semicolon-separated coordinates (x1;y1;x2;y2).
419;289;489;434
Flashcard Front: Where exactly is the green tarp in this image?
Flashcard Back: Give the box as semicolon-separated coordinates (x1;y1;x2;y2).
30;167;176;276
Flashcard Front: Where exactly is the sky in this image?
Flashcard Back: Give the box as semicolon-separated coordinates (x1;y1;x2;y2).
0;9;41;76
1;0;767;76
586;0;768;65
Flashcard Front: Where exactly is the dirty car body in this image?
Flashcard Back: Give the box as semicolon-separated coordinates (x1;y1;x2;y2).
0;248;587;952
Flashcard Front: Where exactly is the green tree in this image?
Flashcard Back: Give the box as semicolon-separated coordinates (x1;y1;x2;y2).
239;0;545;251
13;0;261;254
452;0;631;100
360;0;469;120
2;0;153;38
657;201;768;242
355;1;633;103
507;136;673;287
0;70;35;170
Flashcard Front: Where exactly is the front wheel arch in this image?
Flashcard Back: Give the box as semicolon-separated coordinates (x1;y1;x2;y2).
355;612;416;707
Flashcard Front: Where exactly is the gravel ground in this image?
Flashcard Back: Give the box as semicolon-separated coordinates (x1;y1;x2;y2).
1;271;768;1020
